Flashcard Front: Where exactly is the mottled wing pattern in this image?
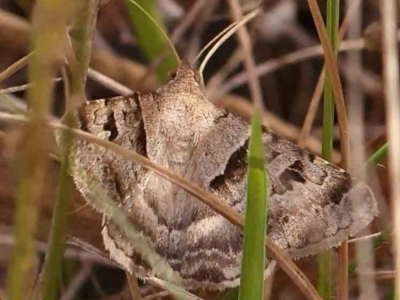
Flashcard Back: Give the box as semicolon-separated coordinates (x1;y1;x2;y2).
72;95;148;213
212;131;378;258
69;62;378;291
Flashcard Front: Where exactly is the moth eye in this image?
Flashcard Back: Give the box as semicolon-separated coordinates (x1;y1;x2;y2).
169;71;178;79
193;71;201;84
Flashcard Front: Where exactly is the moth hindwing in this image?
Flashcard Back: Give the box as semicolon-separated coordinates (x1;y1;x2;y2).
68;61;378;291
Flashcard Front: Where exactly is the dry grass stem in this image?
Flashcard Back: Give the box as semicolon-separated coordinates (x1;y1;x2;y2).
0;52;32;83
380;0;400;298
297;72;325;148
348;232;385;243
0;78;62;94
126;272;144;300
298;0;362;149
197;8;260;77
227;0;264;110
214;38;364;100
305;0;350;170
143;291;171;300
87;68;133;95
170;0;208;45
345;1;378;298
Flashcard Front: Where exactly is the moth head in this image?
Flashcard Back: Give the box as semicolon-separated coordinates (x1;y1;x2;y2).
140;62;219;157
169;60;203;88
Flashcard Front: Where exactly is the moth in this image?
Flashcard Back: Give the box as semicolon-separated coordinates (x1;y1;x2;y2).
70;61;378;291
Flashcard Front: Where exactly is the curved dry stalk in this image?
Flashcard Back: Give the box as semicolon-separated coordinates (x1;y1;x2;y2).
0;111;321;300
305;0;350;170
297;73;324;148
214;38;364;101
197;8;261;80
298;0;361;150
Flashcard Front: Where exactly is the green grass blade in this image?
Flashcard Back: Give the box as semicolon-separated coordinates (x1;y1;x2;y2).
41;114;75;300
365;143;388;167
318;0;340;298
124;0;178;83
238;111;267;300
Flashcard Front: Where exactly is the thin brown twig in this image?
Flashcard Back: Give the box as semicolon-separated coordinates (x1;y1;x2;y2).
87;68;133;95
304;6;353;299
0;52;33;83
144;276;203;300
0;78;62;94
348;232;385;244
213;38;364;101
170;0;209;45
126;272;144;300
297;72;325;148
306;2;351;299
305;0;350;169
298;0;361;149
0;111;322;300
143;291;171;300
186;0;221;62
227;0;264;109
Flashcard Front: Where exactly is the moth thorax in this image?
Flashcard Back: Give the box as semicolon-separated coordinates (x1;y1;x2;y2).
160;98;218;145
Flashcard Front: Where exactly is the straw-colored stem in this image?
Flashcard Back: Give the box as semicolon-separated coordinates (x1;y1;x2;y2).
380;0;400;299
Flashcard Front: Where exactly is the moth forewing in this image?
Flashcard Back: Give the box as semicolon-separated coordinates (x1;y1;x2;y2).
68;61;378;291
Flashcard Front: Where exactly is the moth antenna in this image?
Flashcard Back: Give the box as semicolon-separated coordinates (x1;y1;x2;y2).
192;22;237;65
127;0;181;64
196;8;261;83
